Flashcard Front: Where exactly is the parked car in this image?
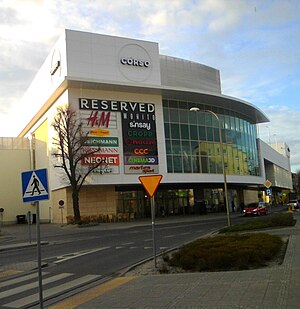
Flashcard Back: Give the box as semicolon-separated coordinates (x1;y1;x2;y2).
287;200;300;210
243;202;268;216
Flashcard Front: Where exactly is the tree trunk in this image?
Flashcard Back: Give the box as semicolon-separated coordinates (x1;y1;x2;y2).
72;190;81;223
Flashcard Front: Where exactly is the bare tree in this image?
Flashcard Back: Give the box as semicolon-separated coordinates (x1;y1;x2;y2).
51;106;102;223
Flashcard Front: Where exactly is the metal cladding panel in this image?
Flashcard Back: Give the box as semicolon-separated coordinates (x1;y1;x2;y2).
65;30;161;86
160;55;221;94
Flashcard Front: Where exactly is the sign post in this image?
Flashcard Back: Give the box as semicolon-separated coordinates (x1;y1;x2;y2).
22;168;49;309
27;211;32;244
138;175;163;268
0;208;4;233
35;200;43;309
59;200;65;226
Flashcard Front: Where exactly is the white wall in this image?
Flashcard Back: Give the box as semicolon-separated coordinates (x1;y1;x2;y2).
65;30;161;86
17;32;67;136
258;139;292;189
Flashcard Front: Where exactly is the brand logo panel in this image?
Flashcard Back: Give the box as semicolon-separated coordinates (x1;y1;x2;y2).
79;98;159;175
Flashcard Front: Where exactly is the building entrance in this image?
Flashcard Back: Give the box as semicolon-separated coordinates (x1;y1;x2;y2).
117;186;235;219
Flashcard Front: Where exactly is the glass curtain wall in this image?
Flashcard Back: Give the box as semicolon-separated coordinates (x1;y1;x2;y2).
163;99;260;176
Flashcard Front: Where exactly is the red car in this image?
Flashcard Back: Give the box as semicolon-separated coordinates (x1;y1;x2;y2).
243;202;268;216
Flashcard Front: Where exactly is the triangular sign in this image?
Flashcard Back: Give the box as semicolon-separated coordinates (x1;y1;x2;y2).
138;175;163;198
23;171;48;199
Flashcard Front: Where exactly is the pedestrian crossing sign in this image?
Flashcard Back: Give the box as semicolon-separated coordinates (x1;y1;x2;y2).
21;169;49;203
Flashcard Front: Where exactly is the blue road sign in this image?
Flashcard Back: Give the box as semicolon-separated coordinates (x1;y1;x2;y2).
22;169;49;203
266;188;272;196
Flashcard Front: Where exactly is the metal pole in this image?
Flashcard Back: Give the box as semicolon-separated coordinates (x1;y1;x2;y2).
0;213;3;233
28;212;32;244
150;196;157;268
273;134;278;150
190;107;231;226
60;208;63;225
205;110;231;227
36;201;44;308
214;114;231;227
31;133;43;307
266;126;271;144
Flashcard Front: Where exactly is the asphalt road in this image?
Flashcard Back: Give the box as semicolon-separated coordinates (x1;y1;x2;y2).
2;216;231;273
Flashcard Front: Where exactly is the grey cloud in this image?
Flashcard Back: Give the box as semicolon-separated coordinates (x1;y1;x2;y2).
0;7;19;25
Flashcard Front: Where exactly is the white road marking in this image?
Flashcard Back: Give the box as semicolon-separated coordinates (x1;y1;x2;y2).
0;273;73;299
4;274;101;308
54;247;110;264
0;272;48;288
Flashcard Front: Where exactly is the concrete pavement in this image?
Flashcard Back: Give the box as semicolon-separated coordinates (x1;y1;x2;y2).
1;211;300;308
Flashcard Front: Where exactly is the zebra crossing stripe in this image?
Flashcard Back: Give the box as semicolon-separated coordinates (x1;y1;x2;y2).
0;272;48;289
0;273;73;300
4;274;101;308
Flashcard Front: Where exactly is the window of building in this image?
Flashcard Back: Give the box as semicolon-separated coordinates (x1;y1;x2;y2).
163;99;260;176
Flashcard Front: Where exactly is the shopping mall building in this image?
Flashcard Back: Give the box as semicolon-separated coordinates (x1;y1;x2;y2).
0;30;293;224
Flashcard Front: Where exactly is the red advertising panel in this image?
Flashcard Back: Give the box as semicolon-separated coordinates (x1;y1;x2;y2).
81;154;120;166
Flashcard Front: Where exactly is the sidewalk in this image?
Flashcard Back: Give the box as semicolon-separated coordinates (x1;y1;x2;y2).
52;214;300;309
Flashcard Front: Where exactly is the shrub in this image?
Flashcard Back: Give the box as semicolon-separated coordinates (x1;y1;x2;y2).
168;233;283;272
162;253;170;263
66;215;74;224
89;215;98;223
269;213;296;226
219;212;296;233
66;214;104;225
78;215;91;225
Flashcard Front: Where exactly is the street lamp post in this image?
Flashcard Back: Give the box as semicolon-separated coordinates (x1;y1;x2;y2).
190;107;231;226
266;125;271;145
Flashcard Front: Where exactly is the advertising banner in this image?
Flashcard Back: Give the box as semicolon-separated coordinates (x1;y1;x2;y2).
120;107;158;174
79;98;159;175
79;107;120;174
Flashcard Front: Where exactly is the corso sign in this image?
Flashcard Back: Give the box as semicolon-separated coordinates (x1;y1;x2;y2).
120;57;150;67
118;43;152;82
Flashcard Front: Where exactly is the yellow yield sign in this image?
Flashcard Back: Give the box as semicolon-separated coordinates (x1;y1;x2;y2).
138;174;163;269
138;175;163;197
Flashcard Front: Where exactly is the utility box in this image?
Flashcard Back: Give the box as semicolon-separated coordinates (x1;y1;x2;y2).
16;214;26;224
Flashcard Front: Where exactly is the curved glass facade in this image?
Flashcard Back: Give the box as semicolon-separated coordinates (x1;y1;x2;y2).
163;99;260;176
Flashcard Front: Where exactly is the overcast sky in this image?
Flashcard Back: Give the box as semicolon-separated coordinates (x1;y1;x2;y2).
0;0;299;172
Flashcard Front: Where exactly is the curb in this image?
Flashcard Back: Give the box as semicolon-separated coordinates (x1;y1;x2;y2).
0;241;49;252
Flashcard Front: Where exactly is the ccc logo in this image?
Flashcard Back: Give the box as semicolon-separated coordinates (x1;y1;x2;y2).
134;148;149;155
